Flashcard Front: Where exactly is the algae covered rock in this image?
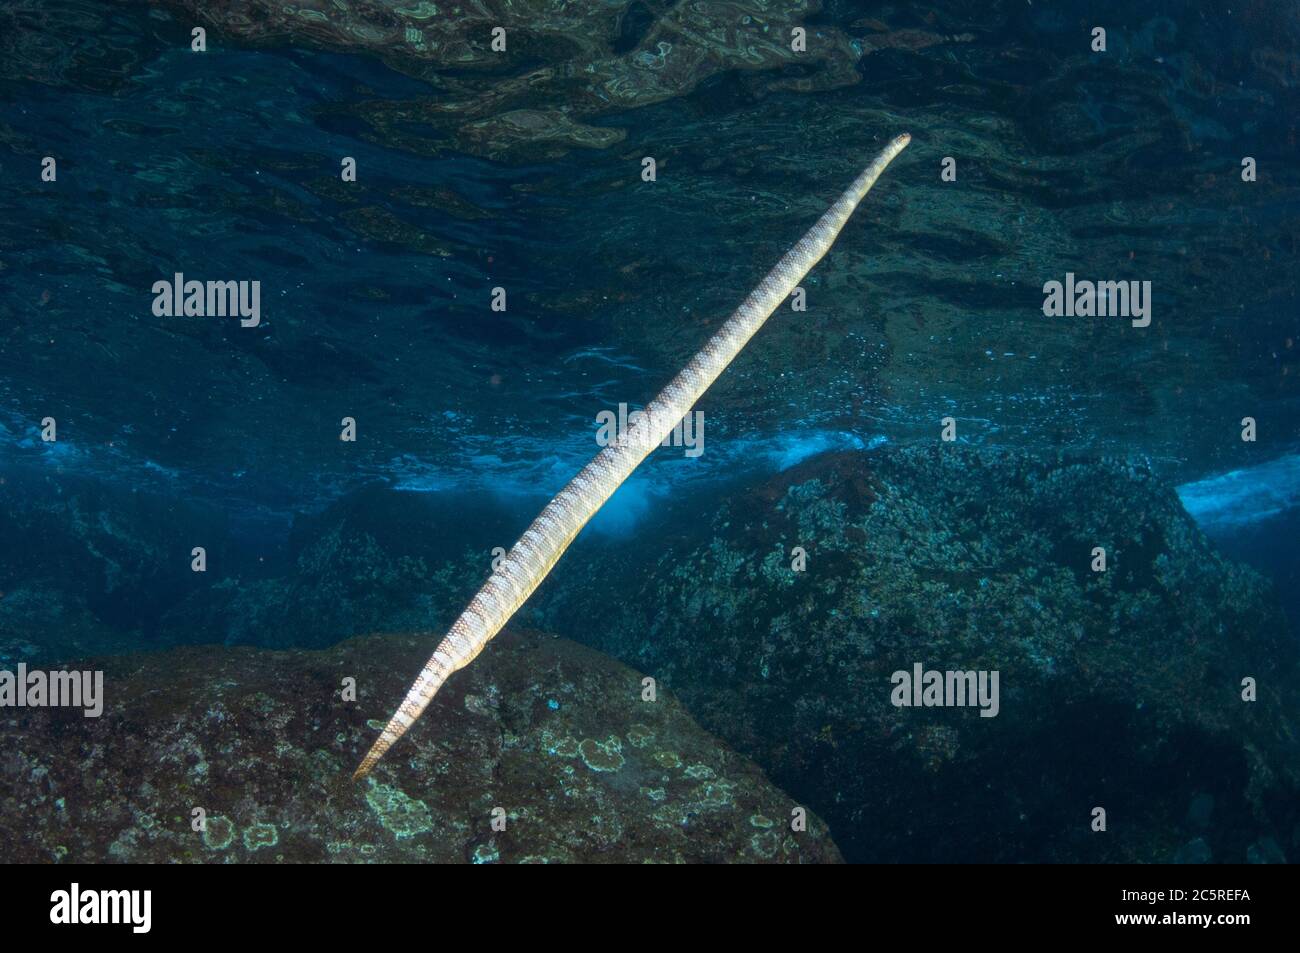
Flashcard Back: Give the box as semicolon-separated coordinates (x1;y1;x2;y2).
0;629;840;863
539;445;1300;863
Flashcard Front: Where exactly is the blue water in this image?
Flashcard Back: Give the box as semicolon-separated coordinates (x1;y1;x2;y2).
4;3;1296;539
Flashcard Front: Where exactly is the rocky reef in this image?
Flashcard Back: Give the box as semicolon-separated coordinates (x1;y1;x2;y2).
7;443;1296;864
0;628;840;862
537;445;1300;863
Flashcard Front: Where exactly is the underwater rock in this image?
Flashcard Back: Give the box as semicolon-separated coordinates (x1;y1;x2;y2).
0;628;840;862
1246;836;1287;864
0;583;139;671
1171;838;1213;864
537;445;1300;863
0;471;234;645
158;485;495;649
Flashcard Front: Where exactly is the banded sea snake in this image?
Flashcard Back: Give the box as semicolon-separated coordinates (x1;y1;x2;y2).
355;133;911;779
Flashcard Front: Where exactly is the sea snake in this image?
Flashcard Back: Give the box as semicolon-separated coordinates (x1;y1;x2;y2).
354;132;911;779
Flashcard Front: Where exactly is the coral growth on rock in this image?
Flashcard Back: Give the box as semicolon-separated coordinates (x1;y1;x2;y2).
539;446;1300;863
0;628;840;863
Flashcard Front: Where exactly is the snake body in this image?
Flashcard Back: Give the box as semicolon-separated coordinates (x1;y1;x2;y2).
354;133;910;779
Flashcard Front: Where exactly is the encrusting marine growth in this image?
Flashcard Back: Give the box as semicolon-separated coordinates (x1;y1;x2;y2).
354;133;912;779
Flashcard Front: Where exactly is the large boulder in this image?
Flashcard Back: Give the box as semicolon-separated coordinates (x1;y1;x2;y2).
0;628;840;863
538;446;1300;863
